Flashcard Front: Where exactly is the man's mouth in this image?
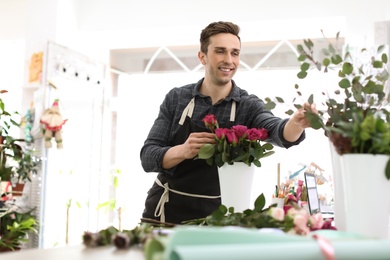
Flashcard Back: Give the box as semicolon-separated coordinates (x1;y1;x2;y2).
219;67;234;72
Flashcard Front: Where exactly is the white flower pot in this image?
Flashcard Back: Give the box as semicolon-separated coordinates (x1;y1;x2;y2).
218;162;255;212
329;142;346;231
340;154;390;239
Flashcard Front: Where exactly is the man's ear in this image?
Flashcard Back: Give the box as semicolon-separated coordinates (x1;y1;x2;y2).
198;51;206;65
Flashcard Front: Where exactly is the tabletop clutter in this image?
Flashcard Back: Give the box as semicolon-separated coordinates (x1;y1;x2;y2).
271;161;334;215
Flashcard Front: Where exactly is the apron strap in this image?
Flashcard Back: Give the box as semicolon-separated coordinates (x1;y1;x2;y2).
230;100;236;122
179;98;195;125
154;178;220;223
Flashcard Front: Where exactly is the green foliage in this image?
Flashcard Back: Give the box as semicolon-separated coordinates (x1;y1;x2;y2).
0;90;40;183
0;207;38;251
264;32;390;179
183;193;294;232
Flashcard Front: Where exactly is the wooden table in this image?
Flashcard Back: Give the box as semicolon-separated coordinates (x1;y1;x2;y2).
1;245;144;260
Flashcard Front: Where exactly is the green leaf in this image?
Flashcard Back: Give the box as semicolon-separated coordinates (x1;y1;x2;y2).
386;158;390;180
198;144;215;159
308;94;314;104
263;102;276;110
285;109;294;115
382;53;388;64
253;193;266;212
297;71;307;79
342;62;353;74
293;104;302;109
339;78;350;89
322;58;330;66
328;44;336;54
262;143;274;150
322;48;330;56
331;54;342;65
378;45;385;53
298;54;306;61
300;62;310;72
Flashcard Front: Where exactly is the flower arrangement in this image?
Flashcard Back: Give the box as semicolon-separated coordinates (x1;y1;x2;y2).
264;32;390;179
197;114;275;167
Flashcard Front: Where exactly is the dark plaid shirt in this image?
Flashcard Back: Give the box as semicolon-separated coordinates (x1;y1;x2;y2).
140;78;305;175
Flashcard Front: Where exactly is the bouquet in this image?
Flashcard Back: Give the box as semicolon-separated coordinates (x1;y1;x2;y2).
197;114;275;167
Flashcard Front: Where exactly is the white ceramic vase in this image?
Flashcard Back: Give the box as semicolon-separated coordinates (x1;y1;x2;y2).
340;154;390;239
329;142;346;231
218;162;255;212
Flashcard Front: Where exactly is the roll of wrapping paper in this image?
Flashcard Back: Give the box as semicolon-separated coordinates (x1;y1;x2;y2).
164;227;390;260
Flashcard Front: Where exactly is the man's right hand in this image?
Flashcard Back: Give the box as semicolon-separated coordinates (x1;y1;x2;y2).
162;132;215;169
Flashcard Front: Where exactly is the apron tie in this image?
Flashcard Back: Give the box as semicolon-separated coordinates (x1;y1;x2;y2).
154;178;221;223
179;98;195;125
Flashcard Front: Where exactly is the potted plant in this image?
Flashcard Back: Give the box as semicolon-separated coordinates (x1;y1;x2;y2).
0;205;37;252
197;114;275;212
0;90;39;190
265;32;390;177
264;32;390;239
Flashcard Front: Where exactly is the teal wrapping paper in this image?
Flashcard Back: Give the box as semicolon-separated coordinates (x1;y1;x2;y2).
163;227;390;260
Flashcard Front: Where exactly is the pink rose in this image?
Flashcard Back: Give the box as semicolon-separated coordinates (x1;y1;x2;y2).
245;128;268;141
293;214;310;235
215;128;228;140
268;207;285;221
309;213;325;230
225;129;238;145
246;128;262;141
202;114;218;131
258;128;268;141
232;125;247;139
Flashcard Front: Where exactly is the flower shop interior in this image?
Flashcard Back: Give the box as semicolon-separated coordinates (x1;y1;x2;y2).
1;0;390;259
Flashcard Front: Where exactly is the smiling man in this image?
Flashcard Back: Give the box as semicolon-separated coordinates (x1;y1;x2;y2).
140;21;315;224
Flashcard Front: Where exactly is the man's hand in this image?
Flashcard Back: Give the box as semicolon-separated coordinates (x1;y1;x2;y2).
291;102;318;129
182;132;216;159
283;102;317;142
162;132;215;169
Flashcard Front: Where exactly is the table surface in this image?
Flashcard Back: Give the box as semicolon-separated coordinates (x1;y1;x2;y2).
1;244;144;260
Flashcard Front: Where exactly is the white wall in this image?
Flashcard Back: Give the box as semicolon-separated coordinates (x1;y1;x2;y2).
70;0;390;57
3;0;390;79
2;0;390;72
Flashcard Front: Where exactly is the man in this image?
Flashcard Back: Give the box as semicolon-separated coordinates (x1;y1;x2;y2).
140;21;315;224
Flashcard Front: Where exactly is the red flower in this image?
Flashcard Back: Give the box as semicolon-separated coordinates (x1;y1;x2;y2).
215;128;228;140
225;129;238;145
197;114;275;167
232;125;247;139
245;128;269;141
258;128;268;141
202;114;218;132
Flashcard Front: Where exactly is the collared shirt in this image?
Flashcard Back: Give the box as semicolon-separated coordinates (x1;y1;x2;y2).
140;78;305;175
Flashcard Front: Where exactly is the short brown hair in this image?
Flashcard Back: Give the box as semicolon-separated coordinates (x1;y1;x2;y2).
199;21;241;54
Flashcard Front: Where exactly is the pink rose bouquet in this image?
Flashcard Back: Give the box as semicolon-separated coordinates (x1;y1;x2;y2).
197;114;275;167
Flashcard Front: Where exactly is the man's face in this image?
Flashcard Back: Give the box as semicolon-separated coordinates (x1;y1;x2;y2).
199;33;241;86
